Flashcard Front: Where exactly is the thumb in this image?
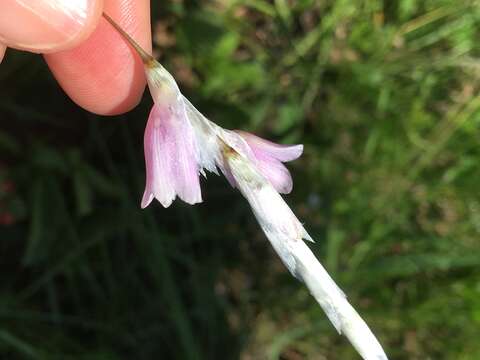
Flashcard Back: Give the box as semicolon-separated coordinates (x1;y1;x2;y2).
0;0;103;54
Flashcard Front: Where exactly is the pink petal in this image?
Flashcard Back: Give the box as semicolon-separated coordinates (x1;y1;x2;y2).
256;157;293;194
236;131;303;162
170;102;202;205
220;165;237;189
142;102;202;208
235;131;302;194
142;104;177;208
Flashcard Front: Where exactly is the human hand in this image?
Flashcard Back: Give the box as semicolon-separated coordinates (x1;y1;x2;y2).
0;0;152;115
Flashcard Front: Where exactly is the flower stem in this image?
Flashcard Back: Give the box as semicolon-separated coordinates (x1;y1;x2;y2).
102;12;154;65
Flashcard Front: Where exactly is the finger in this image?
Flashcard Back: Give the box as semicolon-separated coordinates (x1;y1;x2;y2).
44;0;151;116
0;0;103;53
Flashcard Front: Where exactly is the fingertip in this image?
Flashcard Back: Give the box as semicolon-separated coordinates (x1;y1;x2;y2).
0;0;104;53
44;0;151;115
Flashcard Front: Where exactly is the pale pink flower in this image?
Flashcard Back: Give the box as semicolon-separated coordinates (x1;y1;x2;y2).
235;131;303;194
139;62;204;208
141;100;202;208
102;14;300;208
140;62;302;208
102;13;202;208
182;98;303;195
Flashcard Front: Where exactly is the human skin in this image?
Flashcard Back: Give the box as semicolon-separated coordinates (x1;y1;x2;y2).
0;0;152;115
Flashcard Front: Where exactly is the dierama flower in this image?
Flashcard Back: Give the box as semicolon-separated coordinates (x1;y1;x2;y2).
103;13;298;208
232;131;303;194
103;13;201;208
180;99;303;196
103;13;389;360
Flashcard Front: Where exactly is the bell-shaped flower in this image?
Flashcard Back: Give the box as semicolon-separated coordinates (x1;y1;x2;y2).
141;96;202;208
182;99;303;194
102;13;202;208
235;131;302;194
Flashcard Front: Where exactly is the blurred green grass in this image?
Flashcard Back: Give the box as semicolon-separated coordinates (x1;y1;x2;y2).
1;0;480;359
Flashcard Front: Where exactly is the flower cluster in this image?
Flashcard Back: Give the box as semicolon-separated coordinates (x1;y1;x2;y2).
141;81;304;208
103;13;388;360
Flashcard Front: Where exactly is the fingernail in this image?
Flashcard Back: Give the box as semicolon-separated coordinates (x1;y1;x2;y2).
0;0;102;53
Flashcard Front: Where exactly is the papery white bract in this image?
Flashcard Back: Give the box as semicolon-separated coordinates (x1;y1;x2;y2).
222;147;388;360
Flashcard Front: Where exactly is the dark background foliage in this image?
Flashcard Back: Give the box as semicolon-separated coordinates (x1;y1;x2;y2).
1;1;480;359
